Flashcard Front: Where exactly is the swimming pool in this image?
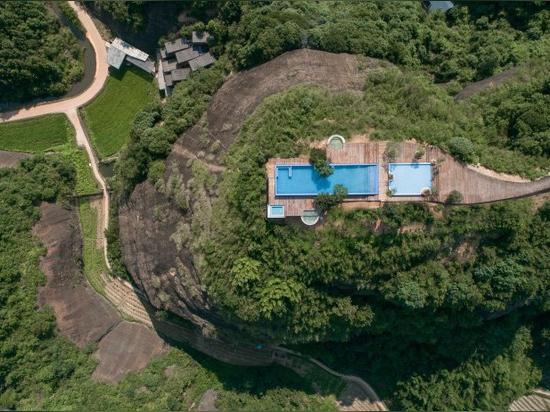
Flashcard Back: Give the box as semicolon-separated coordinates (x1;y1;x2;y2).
275;164;379;196
388;163;432;196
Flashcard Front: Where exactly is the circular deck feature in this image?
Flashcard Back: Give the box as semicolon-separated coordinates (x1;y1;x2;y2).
301;209;320;225
328;134;345;149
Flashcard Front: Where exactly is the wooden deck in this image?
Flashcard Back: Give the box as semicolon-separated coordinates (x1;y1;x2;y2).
266;140;550;217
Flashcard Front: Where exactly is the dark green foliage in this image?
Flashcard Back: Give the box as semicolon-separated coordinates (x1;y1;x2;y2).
194;85;550;409
0;157;338;410
57;2;85;34
315;184;348;213
395;327;541;410
309;147;333;177
93;1;148;31
446;190;464;204
117;62;227;194
448;136;476;163
206;1;550;82
0;2;84;103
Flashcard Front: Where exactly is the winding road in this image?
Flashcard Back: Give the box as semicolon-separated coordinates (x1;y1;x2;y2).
1;2;111;269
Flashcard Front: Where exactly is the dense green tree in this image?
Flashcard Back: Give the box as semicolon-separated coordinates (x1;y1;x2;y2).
309;147;333;177
0;2;84;103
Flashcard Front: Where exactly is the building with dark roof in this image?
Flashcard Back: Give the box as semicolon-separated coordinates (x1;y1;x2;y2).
175;47;200;64
157;32;216;96
188;52;216;71
171;68;191;82
164;38;189;56
423;1;454;13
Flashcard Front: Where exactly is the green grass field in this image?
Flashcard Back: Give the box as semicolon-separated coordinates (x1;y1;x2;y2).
0;114;72;152
78;199;109;293
0;114;98;195
81;67;157;159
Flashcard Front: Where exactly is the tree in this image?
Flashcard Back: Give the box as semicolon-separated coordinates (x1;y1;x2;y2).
448;136;475;163
446;190;463;204
414;148;425;159
309;148;333;177
314;184;348;212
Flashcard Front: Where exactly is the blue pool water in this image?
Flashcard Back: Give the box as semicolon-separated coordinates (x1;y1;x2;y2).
275;164;379;196
388;163;432;196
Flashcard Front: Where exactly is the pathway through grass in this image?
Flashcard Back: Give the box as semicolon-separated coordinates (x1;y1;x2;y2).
81;67;157;159
0;114;98;195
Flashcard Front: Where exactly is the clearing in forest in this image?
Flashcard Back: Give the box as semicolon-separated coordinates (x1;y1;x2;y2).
81;66;157;158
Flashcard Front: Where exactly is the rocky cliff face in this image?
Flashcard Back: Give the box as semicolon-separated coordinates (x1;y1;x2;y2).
119;49;382;333
119;180;221;330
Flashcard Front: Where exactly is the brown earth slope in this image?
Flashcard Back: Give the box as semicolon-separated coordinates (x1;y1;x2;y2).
34;202;168;381
34;202;120;348
119;49;385;329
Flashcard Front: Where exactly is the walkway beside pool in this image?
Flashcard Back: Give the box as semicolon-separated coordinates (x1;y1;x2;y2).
266;138;550;217
267;141;385;217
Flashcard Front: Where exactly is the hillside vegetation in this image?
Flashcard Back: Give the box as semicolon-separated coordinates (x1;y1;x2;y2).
0;2;84;104
186;83;550;409
205;1;550;82
0;156;338;411
102;2;550;409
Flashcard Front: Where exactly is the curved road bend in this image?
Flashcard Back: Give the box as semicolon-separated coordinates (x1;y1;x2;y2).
0;2;111;269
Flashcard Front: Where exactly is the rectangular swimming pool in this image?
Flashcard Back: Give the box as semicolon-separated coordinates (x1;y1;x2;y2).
275;164;379;196
388;163;432;196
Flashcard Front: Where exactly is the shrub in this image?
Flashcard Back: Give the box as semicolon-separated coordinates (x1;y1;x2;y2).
448;136;475;163
384;142;400;162
315;184;348;212
309;147;333;177
446;190;463;204
414;148;425;159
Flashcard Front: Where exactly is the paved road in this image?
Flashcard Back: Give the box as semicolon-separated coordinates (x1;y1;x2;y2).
0;2;108;122
1;2;111;269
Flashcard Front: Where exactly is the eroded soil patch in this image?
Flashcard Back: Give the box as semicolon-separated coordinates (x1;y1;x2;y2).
92;321;169;383
34;202;120;348
0;150;30;168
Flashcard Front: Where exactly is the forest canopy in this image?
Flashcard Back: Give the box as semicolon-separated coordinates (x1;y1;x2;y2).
0;2;84;104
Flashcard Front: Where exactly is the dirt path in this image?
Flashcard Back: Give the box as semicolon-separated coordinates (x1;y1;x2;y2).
0;2;108;122
455;66;521;101
171;145;226;173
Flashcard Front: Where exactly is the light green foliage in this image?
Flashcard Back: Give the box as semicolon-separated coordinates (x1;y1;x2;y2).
81;67;157;158
230;257;261;291
78;199;108;292
116;64;226;194
448;136;476;163
0;115;97;195
64;148;99;195
0;114;72;153
0;2;84;103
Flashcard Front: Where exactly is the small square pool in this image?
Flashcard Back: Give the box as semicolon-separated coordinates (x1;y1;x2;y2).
388;163;432;196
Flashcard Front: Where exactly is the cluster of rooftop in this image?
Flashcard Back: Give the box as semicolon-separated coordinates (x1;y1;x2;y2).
266;136;433;222
106;38;155;75
157;31;216;96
